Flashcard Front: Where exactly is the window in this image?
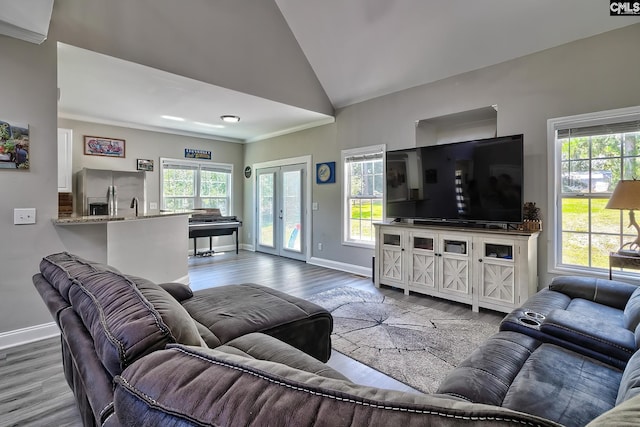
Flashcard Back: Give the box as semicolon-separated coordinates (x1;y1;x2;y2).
160;158;232;214
549;107;640;273
342;146;384;246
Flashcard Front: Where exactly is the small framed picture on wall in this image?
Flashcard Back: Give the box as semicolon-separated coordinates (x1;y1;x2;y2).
84;136;126;158
137;159;154;171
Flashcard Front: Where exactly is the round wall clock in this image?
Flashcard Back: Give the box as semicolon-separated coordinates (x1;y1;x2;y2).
316;161;335;184
244;166;252;178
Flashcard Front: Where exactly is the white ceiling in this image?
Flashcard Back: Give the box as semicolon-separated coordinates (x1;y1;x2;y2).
56;1;639;143
57;43;334;143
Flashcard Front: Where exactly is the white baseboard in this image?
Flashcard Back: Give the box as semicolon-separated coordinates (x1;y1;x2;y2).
0;322;60;350
308;256;372;277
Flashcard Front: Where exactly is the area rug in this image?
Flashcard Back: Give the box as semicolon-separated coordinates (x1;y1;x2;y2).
308;286;499;393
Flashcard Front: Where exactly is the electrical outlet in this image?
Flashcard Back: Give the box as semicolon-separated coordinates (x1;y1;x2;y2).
318;242;323;251
149;202;158;210
14;208;36;225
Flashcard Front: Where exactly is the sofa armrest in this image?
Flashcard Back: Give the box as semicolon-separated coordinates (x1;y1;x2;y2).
549;276;638;310
540;309;636;363
158;282;193;302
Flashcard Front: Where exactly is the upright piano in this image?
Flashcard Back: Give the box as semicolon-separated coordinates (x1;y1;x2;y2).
188;209;242;256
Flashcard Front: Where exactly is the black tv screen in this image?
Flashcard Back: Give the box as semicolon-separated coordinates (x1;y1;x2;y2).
385;134;523;224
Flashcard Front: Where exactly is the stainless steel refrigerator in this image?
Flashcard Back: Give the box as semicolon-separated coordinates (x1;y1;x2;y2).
76;168;146;216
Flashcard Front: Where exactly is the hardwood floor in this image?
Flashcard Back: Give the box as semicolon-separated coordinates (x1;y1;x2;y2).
0;337;81;427
1;250;504;426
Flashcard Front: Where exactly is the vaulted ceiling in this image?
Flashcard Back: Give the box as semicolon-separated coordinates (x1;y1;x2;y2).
54;1;639;142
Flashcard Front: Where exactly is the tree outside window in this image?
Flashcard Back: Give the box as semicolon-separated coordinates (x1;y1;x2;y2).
555;114;640;272
342;147;384;246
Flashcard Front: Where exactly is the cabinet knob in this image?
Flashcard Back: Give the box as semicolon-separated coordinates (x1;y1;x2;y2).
478;259;483;262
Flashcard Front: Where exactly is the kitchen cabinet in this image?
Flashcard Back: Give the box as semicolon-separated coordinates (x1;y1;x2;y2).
374;223;538;313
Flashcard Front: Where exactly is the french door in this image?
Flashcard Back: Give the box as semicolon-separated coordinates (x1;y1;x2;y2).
256;163;307;261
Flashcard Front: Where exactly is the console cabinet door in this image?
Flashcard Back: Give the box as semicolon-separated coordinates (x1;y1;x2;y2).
379;230;405;288
407;231;437;294
477;238;516;309
438;235;471;303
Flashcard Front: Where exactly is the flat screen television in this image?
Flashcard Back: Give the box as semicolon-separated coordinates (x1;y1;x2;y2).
385;134;523;225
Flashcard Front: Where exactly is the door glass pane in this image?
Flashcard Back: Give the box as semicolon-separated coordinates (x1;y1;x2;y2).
282;170;301;252
258;173;275;248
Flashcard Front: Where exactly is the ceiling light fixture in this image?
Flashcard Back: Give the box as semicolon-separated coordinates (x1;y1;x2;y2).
220;115;240;123
161;115;185;121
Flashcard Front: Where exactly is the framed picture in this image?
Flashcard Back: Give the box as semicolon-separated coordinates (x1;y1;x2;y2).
84;135;126;158
0;120;29;170
137;158;154;171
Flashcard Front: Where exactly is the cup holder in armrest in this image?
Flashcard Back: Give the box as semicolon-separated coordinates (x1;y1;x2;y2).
518;317;541;328
523;311;546;321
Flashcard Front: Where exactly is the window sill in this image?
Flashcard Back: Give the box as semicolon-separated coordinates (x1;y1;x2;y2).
550;264;640;282
342;240;375;250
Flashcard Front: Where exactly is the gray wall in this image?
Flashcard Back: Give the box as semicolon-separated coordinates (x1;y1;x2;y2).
0;36;59;332
245;24;640;284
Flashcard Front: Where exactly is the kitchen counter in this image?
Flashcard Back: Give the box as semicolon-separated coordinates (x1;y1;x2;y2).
53;210;194;225
53;212;190;285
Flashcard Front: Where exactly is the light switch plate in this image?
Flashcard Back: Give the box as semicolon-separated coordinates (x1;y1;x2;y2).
14;208;36;224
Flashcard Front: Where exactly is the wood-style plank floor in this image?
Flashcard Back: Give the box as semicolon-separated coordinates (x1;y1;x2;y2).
0;250;504;426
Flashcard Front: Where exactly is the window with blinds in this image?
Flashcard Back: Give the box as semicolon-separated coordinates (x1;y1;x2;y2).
553;112;640;271
342;146;384;246
160;158;232;214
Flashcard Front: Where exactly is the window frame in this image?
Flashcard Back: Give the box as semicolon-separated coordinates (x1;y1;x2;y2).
160;157;233;214
547;105;640;278
341;145;385;248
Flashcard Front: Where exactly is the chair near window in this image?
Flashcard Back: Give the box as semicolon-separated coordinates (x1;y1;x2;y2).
605;179;640;255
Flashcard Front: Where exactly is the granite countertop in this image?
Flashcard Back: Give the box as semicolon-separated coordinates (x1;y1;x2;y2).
53;210;195;225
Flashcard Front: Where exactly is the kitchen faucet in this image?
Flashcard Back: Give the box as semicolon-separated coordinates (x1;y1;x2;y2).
130;197;139;216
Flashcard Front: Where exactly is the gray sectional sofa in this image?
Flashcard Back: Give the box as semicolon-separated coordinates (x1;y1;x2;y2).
33;252;640;426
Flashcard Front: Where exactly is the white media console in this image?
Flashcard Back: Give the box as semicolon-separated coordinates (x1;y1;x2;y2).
374;222;539;313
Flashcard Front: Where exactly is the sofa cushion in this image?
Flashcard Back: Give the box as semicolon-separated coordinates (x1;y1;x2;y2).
501;344;622;427
217;333;348;381
438;331;623;427
617;349;640;405
39;252;204;377
436;331;543;406
124;275;205;347
40;252;120;302
550;276;638;310
183;283;333;361
565;298;626;326
623;287;640;331
114;344;561;427
66;270;204;377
